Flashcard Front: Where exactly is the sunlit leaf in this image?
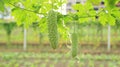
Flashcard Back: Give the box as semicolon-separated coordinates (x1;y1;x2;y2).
0;0;5;12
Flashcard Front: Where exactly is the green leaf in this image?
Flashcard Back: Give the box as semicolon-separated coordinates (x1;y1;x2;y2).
84;1;93;10
38;17;47;33
3;0;10;3
79;18;88;23
12;7;39;28
99;13;116;25
99;14;107;25
72;4;83;11
88;10;96;16
63;15;72;23
88;0;101;5
105;0;118;9
72;2;94;16
112;10;120;18
108;14;116;25
57;0;66;6
0;0;5;12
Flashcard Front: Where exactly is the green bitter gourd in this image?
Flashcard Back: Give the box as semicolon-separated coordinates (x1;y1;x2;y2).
47;10;58;49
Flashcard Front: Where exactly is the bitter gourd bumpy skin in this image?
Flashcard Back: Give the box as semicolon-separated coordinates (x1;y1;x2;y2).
71;32;78;58
47;10;58;49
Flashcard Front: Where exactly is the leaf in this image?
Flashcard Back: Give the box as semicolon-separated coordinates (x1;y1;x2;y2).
63;15;72;23
3;0;10;3
72;2;94;17
0;0;5;12
112;10;120;18
72;4;83;11
57;0;66;6
99;13;116;25
108;14;116;25
105;0;118;9
84;1;93;10
88;0;101;5
88;10;96;16
38;18;47;33
79;18;88;23
12;7;39;28
44;4;52;11
99;14;107;25
12;8;26;26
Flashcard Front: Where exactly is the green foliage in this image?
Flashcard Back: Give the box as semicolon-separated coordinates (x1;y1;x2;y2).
1;22;16;46
99;13;115;25
72;1;96;23
111;9;120;18
12;8;39;28
88;0;101;5
0;0;5;12
2;22;16;35
105;0;118;9
5;0;66;28
39;19;47;33
71;0;120;26
47;10;59;49
72;1;94;16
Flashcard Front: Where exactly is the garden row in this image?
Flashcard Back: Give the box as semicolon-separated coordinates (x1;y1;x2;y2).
0;52;120;67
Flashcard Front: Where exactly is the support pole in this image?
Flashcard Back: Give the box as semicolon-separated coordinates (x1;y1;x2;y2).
23;28;27;51
107;25;111;51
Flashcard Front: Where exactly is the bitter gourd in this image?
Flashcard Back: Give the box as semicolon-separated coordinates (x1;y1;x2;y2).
47;10;58;49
